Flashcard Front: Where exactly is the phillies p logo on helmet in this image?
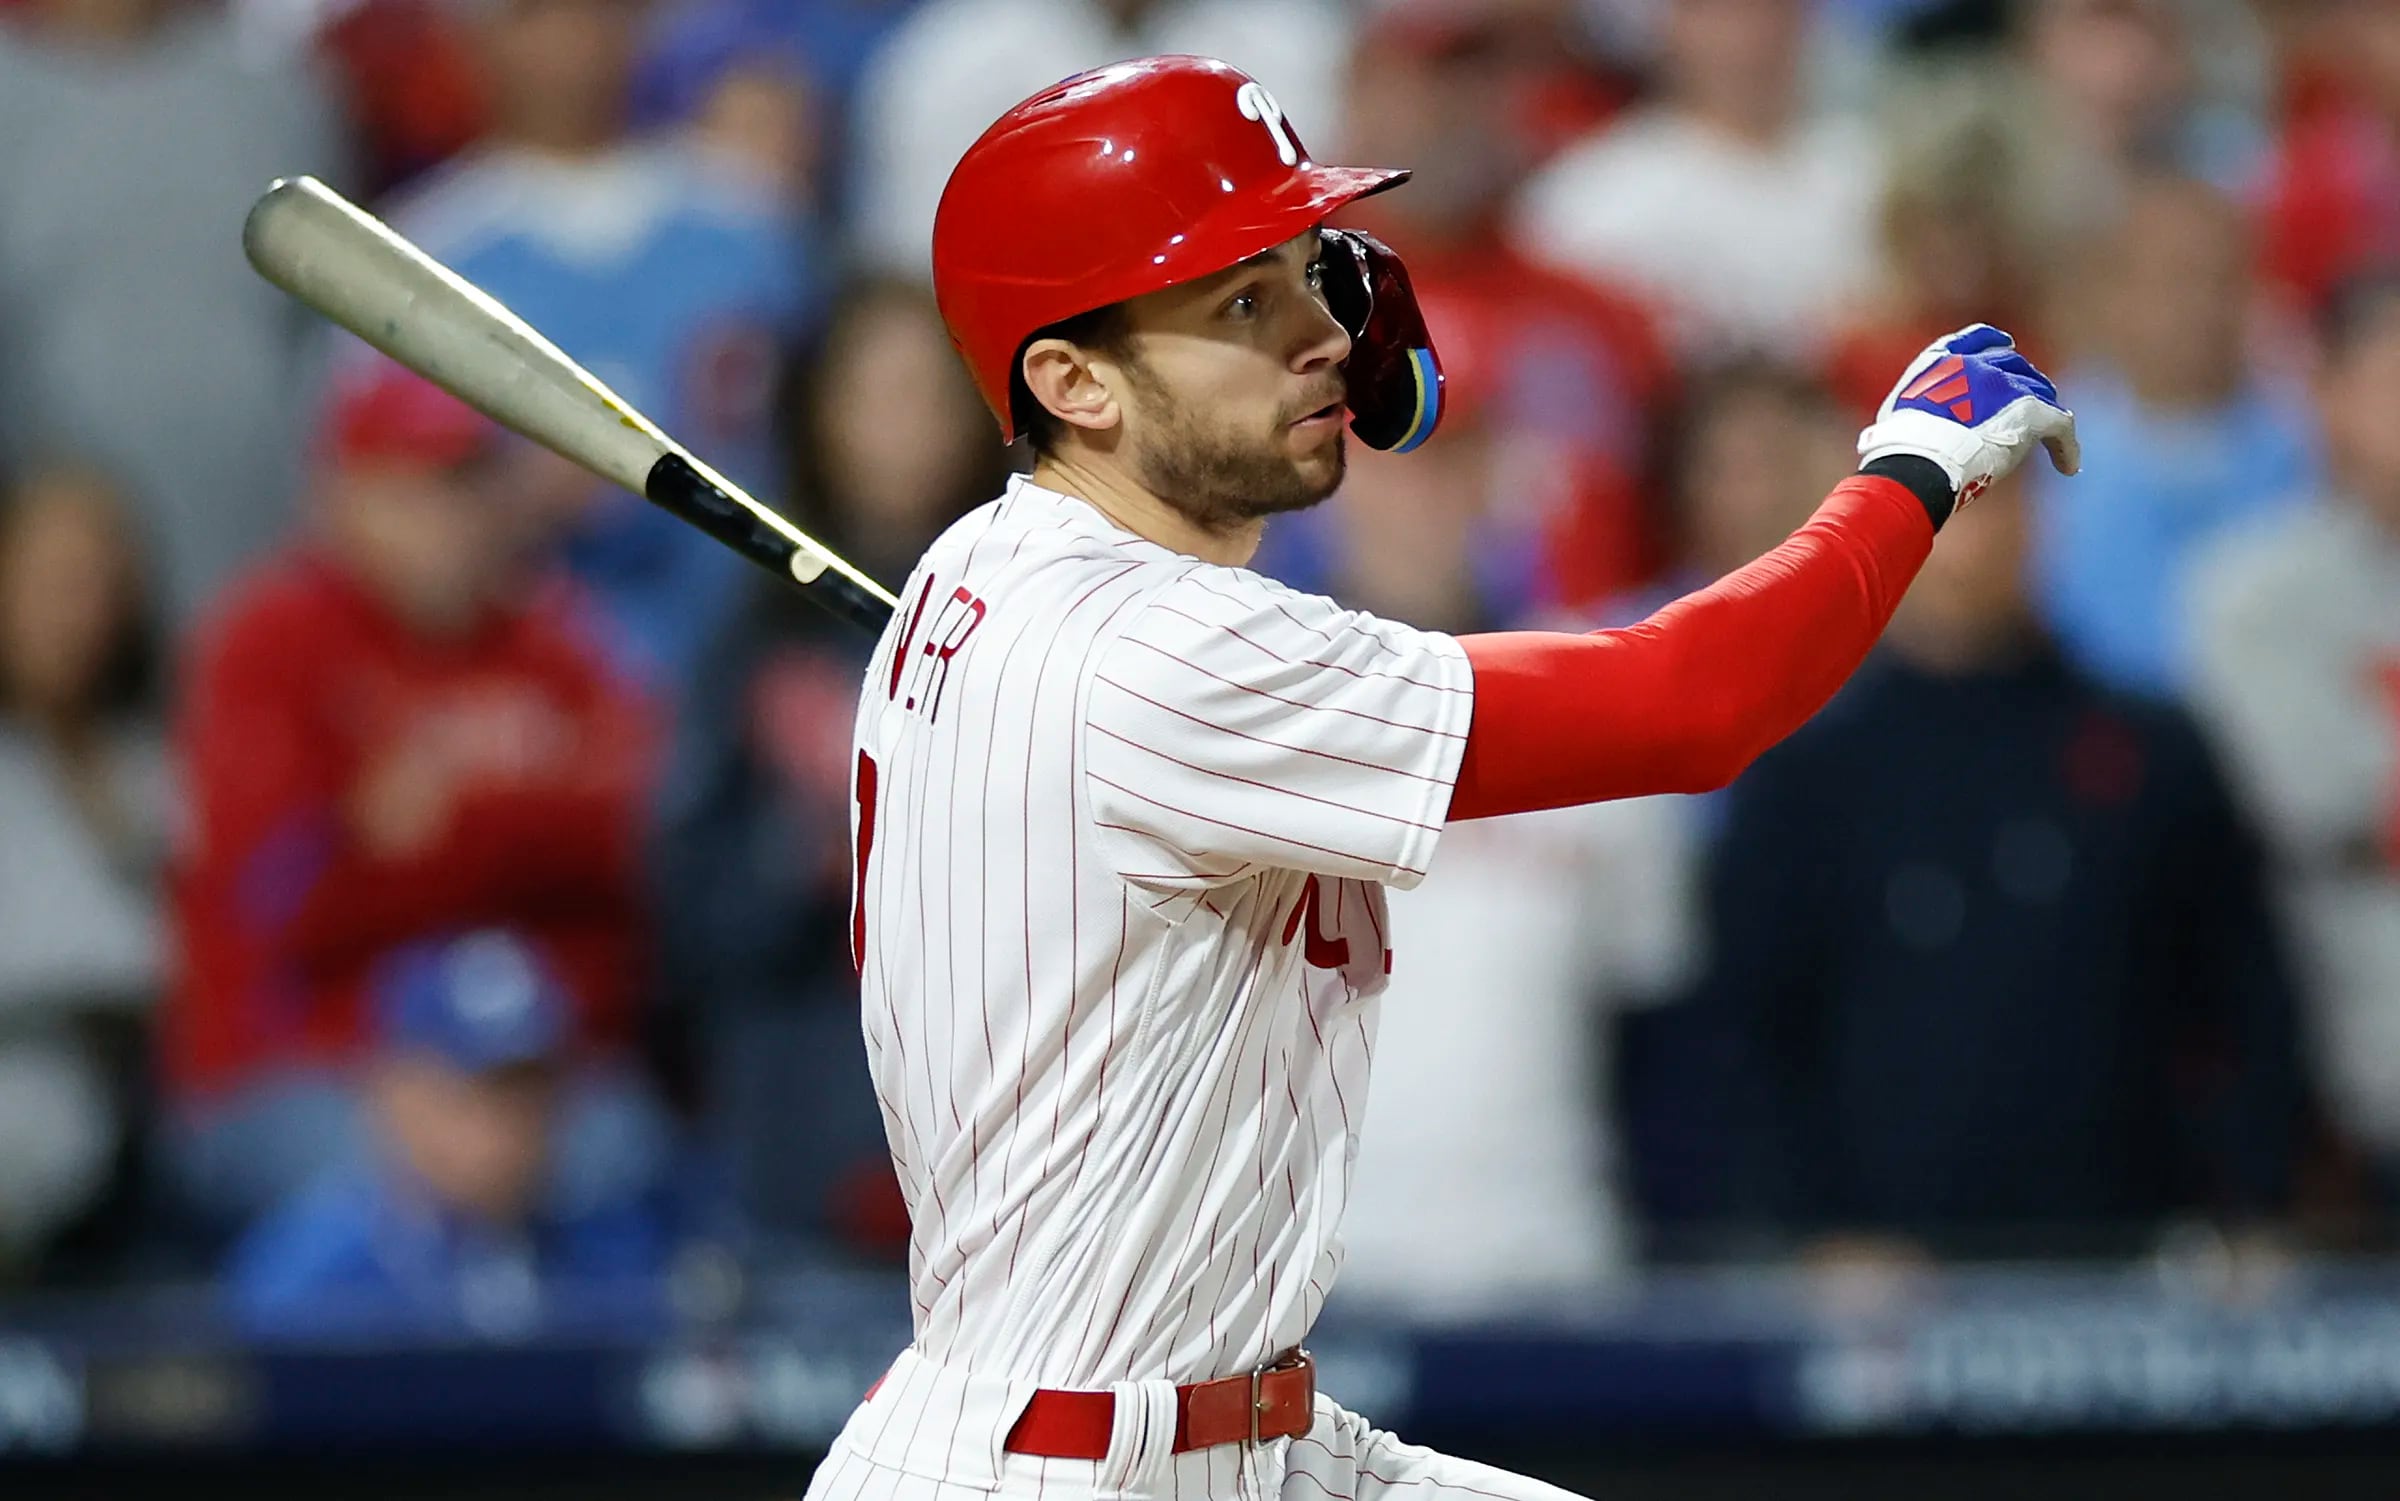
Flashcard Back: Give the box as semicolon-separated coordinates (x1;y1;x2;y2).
1236;81;1301;166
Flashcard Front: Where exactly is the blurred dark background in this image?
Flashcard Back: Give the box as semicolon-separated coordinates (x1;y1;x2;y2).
7;0;2400;1494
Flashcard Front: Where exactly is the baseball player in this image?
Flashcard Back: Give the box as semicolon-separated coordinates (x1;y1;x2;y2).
816;54;2079;1501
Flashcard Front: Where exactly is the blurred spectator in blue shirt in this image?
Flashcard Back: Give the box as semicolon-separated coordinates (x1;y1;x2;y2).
1689;473;2307;1262
227;930;678;1340
2031;173;2316;700
384;0;819;698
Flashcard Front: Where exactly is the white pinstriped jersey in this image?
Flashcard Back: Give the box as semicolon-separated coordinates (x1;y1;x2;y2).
849;474;1473;1388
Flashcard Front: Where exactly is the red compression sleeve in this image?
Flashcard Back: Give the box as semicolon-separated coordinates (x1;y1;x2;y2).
1447;474;1935;821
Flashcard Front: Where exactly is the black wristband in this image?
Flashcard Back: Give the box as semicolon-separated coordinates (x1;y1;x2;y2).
1859;454;1957;531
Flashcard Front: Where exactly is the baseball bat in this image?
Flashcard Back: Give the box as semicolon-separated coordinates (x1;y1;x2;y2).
240;174;899;634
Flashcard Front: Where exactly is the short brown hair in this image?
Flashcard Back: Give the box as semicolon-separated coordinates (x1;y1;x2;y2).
1011;303;1130;455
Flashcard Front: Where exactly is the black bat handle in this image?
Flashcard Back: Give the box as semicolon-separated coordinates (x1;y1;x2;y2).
643;452;896;635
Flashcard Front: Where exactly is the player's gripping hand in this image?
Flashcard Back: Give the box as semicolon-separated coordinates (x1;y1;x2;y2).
1857;324;2080;508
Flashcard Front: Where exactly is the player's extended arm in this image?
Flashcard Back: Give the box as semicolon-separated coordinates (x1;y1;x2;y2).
1448;325;2080;821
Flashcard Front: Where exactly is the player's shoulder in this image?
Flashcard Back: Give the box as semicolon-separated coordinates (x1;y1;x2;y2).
917;475;1196;599
1104;556;1468;713
1126;559;1444;656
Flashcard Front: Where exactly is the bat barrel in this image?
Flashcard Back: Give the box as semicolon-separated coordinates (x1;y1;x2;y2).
242;174;899;635
242;175;671;497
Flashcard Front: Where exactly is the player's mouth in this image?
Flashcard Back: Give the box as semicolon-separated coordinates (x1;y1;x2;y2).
1288;396;1346;434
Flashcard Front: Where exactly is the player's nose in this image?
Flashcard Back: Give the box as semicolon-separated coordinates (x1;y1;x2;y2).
1293;298;1350;374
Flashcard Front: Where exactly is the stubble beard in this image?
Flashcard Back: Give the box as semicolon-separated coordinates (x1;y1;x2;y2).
1122;363;1346;535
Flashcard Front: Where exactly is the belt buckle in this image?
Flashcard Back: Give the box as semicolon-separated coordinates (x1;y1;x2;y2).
1250;1347;1306;1443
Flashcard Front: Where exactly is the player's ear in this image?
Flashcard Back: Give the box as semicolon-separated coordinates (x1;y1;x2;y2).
1021;338;1123;438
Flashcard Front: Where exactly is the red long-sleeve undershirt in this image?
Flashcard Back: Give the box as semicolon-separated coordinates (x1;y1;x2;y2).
1448;474;1936;821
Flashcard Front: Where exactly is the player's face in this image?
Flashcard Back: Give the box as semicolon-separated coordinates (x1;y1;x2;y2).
1109;232;1354;531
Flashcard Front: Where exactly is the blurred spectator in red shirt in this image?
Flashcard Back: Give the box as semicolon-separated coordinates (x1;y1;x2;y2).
1255;0;1673;613
162;363;668;1245
2262;0;2400;320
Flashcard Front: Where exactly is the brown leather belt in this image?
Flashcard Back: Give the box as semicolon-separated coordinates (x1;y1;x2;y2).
1002;1350;1315;1458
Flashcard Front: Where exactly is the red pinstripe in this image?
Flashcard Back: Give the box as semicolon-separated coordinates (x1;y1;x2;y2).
1089;773;1428;878
1120;638;1467;739
1288;1433;1534;1501
1091;724;1443;835
1094;818;1261;868
1147;602;1471;696
1094;675;1452;786
911;509;1009;1315
1125;925;1276;1373
1002;563;1144;1285
1183;570;1396;657
1034;582;1151;1313
1062;889;1132;1374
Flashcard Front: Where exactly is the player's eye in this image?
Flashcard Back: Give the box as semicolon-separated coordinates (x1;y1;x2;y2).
1224;289;1259;321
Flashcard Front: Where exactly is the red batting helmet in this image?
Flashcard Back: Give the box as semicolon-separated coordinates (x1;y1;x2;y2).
933;55;1413;442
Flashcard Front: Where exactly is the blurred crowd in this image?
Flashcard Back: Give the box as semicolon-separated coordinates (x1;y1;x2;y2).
4;0;2400;1336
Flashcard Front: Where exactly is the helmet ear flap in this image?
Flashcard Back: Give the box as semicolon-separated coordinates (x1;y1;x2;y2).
1319;228;1444;453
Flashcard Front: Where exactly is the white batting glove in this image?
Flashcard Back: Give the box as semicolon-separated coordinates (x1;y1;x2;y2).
1857;324;2081;508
